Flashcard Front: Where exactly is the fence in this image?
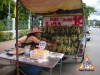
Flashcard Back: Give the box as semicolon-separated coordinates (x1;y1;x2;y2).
0;19;29;31
0;18;31;38
0;19;13;31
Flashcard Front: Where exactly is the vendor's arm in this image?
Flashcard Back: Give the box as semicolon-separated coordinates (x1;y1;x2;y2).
18;36;27;46
30;36;41;44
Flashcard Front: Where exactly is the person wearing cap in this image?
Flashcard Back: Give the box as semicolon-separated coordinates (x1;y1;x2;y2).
18;26;42;49
18;26;42;75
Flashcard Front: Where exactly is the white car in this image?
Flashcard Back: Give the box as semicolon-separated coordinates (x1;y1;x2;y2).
86;29;90;41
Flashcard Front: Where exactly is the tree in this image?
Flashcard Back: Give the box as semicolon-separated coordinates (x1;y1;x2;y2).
0;0;15;19
96;21;100;27
83;3;96;25
0;0;29;20
18;3;30;20
0;0;8;10
0;0;13;10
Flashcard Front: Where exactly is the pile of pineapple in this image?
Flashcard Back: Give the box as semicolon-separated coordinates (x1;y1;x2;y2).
41;26;83;55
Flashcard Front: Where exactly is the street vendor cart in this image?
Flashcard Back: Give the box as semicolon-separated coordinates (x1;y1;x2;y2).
14;0;87;75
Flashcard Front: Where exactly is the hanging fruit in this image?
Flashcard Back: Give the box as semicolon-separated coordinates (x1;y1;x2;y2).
40;25;82;55
52;44;57;52
57;46;62;52
62;45;67;53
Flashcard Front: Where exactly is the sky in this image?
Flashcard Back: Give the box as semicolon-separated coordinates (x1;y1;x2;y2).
14;0;100;20
82;0;100;20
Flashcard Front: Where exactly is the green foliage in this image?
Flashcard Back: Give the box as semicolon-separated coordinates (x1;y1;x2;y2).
0;18;13;30
19;29;29;38
10;0;15;18
18;21;28;30
83;3;96;25
0;0;12;10
18;3;30;20
0;5;8;19
0;22;7;31
0;0;9;10
0;0;29;20
0;31;13;42
96;21;100;26
0;0;15;19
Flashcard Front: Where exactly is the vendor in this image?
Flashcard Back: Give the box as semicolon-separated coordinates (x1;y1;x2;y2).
18;26;43;75
18;26;42;49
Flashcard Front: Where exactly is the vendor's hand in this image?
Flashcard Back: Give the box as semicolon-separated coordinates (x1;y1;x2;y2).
47;43;56;47
18;41;21;46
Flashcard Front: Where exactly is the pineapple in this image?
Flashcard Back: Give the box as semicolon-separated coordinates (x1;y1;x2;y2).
57;46;62;53
70;44;76;54
67;46;71;54
48;26;51;33
78;34;83;39
62;45;67;53
48;46;53;51
55;36;60;44
52;44;57;52
74;43;78;47
63;37;69;45
51;26;55;34
65;26;68;35
60;37;64;44
77;27;81;34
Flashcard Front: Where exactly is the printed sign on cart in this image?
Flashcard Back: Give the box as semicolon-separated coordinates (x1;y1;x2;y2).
43;16;83;26
43;17;62;26
39;41;46;50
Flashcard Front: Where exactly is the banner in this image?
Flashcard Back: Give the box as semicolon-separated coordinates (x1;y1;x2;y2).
43;16;83;26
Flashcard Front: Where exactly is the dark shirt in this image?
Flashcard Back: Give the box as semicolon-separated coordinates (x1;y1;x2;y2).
19;33;38;49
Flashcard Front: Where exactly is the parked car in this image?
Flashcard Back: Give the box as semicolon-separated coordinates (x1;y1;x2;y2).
93;25;98;28
85;28;90;41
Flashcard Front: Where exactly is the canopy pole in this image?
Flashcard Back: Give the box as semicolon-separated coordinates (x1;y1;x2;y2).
15;0;20;75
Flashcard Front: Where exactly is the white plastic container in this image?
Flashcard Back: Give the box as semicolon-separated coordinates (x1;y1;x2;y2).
30;49;49;60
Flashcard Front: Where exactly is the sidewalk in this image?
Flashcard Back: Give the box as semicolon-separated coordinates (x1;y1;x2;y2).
0;40;16;75
0;40;16;53
0;39;16;64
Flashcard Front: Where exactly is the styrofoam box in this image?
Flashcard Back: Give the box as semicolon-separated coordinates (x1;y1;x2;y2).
30;49;49;59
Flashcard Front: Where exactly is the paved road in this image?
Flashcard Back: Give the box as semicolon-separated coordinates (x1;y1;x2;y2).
52;27;100;75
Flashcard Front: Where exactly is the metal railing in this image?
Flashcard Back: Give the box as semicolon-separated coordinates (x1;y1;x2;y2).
0;19;29;31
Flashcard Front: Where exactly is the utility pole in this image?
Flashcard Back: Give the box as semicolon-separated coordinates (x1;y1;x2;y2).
7;0;11;30
8;0;10;19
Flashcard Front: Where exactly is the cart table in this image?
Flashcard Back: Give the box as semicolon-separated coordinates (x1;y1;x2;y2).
0;51;64;75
